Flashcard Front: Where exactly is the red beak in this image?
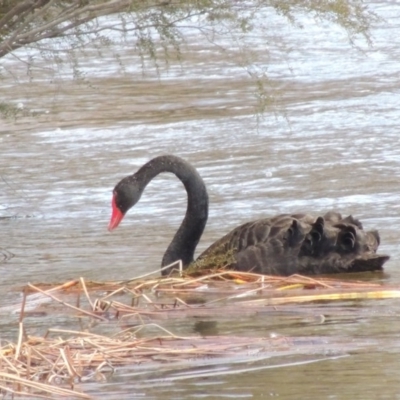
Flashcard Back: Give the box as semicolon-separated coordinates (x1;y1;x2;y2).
108;195;124;231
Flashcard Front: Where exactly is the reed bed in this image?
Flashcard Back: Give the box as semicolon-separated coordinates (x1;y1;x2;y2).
2;266;400;398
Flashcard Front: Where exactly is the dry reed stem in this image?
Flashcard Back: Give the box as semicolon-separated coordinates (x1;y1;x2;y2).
27;283;108;322
239;289;400;305
0;372;91;398
79;277;94;310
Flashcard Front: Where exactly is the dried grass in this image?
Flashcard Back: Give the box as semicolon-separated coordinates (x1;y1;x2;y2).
1;265;400;398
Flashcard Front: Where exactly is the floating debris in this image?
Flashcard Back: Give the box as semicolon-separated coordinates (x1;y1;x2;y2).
1;267;399;397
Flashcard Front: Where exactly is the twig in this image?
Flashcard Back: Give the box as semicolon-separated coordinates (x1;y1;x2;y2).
27;283;108;322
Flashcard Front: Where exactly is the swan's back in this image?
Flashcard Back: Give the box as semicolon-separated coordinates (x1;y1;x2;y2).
197;212;389;275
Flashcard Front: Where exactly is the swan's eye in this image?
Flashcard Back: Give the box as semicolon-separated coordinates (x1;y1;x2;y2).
116;197;125;211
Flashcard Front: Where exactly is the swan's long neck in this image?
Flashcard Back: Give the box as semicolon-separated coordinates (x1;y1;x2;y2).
133;155;208;272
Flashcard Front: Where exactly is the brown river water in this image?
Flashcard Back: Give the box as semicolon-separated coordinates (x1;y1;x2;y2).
1;1;400;398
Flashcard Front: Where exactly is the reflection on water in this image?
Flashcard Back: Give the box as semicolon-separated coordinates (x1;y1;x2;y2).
1;0;400;397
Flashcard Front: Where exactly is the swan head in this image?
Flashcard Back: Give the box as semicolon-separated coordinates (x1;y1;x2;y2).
108;177;142;231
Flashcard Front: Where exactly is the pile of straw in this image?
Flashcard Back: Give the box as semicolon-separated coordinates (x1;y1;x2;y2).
1;266;400;398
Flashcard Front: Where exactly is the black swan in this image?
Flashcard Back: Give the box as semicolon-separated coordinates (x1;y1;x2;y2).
108;155;389;276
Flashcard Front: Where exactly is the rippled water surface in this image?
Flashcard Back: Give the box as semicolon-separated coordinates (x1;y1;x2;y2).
1;1;400;398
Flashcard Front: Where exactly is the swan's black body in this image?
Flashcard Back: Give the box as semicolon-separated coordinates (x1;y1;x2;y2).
109;155;389;276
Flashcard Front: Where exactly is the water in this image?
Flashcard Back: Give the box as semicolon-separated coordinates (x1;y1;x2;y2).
1;1;400;398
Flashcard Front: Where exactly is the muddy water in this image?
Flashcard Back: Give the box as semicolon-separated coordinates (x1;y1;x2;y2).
1;1;400;398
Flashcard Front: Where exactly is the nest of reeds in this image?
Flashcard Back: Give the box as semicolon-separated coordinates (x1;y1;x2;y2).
1;264;400;398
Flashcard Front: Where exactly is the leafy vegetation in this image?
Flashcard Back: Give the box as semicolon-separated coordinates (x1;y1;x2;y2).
0;1;380;118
